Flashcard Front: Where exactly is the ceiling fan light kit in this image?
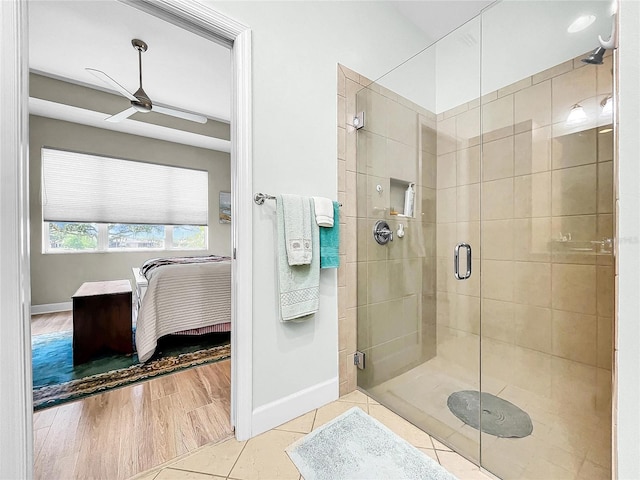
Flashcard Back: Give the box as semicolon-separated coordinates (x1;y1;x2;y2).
86;38;207;124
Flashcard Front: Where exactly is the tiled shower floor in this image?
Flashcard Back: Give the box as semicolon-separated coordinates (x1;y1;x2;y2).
367;355;611;480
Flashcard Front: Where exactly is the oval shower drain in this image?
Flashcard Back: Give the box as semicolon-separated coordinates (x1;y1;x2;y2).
447;390;533;438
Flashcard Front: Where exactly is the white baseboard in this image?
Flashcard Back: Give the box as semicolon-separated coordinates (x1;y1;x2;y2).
31;302;72;315
251;377;339;437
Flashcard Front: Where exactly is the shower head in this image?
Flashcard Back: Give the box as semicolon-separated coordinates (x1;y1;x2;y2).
582;46;606;65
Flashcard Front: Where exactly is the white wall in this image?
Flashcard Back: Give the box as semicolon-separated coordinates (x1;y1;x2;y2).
616;1;640;477
478;0;612;99
360;1;614;115
434;0;612;113
208;1;431;431
376;45;437;113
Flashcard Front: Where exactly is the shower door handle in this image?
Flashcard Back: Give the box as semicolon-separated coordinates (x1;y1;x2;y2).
454;243;472;280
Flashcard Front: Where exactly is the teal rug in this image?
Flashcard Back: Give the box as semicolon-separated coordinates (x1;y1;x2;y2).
32;330;230;411
286;407;458;480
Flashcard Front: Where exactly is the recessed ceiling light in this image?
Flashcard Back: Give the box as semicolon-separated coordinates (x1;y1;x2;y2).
568;14;596;33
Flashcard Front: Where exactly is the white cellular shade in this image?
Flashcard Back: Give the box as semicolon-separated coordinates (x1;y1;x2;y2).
42;148;208;226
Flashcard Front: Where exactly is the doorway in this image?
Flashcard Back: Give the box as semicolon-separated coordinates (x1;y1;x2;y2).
0;0;252;478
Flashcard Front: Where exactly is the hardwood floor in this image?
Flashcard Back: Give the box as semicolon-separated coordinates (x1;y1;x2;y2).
31;311;73;335
33;357;232;479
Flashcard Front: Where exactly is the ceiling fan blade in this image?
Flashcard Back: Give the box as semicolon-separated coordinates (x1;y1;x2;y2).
86;68;138;102
105;107;137;123
153;105;208;124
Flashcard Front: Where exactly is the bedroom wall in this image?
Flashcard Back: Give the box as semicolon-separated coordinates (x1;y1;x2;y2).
29;115;231;306
208;0;432;434
30;73;231;140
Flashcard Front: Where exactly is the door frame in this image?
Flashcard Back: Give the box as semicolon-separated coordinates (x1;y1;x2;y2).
0;1;253;477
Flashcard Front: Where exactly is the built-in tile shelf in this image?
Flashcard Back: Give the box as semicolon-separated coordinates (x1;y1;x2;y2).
389;178;415;218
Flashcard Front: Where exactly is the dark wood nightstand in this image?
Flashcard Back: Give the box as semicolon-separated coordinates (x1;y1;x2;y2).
72;280;133;365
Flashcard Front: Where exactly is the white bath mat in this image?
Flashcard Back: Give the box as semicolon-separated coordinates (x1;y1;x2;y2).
286;407;458;480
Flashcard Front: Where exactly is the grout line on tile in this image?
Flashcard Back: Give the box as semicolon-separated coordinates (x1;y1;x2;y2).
432;442;454;452
225;438;250;478
163;466;219;477
433;447;442;465
162;467;218;478
428;435;437;451
134;468;161;480
310;407;319;430
152;432;237;476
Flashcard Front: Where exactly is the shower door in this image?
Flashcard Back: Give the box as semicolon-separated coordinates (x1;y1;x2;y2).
355;1;613;478
354;15;483;465
478;2;614;478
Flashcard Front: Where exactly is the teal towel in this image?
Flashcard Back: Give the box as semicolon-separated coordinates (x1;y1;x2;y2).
319;201;340;269
276;195;320;321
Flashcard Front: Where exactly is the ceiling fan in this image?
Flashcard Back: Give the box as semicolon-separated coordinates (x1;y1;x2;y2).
86;39;207;124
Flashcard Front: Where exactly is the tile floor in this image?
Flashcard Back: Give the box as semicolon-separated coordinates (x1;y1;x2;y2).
129;390;492;480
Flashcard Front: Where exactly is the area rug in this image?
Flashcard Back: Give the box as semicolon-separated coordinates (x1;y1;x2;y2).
286;407;458;480
32;330;230;411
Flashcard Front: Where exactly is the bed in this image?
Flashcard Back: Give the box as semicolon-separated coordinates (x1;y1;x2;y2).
135;255;231;362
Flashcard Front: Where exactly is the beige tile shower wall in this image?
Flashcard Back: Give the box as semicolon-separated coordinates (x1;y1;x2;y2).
337;65;388;395
337;64;357;396
436;51;614;414
339;67;436;388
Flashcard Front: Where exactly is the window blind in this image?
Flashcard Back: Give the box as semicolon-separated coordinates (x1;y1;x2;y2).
42;148;208;226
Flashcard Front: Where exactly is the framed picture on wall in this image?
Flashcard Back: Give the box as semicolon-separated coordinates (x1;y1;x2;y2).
219;191;231;224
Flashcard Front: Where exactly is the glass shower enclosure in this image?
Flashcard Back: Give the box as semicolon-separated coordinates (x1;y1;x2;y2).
355;1;614;478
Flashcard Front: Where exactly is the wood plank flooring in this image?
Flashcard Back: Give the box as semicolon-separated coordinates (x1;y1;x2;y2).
31;311;73;335
32;312;233;480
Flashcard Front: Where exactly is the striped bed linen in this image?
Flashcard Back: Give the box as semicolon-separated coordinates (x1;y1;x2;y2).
141;254;230;279
135;260;231;362
173;322;231;335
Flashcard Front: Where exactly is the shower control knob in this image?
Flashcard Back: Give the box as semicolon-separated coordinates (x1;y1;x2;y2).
373;220;393;245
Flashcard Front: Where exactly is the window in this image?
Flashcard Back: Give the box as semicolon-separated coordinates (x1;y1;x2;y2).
41;148;209;253
47;222;98;252
108;224;165;250
44;223;207;253
172;225;207;249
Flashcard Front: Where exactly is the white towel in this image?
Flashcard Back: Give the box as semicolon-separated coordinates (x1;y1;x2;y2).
276;196;319;321
312;196;334;227
282;194;313;265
